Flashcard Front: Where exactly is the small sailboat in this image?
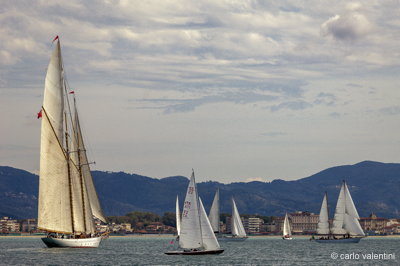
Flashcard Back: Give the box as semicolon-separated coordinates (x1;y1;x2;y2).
38;37;107;248
208;189;220;234
313;181;365;243
165;170;224;255
219;197;248;241
282;213;292;240
175;195;181;238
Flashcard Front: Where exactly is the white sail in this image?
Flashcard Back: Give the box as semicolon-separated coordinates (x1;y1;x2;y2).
199;198;220;250
176;195;181;236
283;213;291;237
343;183;360;219
38;39;105;238
317;192;330;235
179;171;202;249
208;189;220;233
38;41;72;234
75;112;106;223
332;181;364;236
231;198;246;237
331;182;346;235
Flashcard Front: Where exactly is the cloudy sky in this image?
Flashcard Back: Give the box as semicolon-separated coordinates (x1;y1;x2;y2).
1;0;399;183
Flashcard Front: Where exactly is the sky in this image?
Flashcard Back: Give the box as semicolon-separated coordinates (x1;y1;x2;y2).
0;0;399;183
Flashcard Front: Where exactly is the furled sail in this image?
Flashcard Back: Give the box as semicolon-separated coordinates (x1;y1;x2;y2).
208;189;220;233
38;41;73;234
317;192;330;235
231;198;246;237
199;198;220;251
179;171;202;249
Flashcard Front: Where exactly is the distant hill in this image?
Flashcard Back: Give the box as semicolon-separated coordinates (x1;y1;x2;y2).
0;161;399;219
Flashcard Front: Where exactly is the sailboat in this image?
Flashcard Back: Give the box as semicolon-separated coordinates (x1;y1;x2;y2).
208;189;220;234
165;170;224;255
219;197;248;241
282;213;292;240
313;181;365;243
38;37;107;248
175;195;181;238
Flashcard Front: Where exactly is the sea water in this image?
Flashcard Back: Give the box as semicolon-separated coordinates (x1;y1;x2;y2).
0;236;398;265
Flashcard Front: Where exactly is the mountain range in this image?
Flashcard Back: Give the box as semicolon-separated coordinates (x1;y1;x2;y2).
1;161;399;220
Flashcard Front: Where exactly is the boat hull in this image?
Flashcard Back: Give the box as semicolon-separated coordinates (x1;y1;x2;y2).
218;236;248;241
282;237;293;240
165;249;224;255
314;237;363;243
41;236;102;248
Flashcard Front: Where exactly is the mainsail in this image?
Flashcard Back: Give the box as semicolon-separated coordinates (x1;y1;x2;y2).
208;189;220;233
331;181;364;236
316;192;330;235
231;198;246;237
179;171;202;249
38;39;105;236
283;213;292;237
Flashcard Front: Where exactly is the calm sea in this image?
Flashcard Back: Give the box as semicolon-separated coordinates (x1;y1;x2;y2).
0;236;398;265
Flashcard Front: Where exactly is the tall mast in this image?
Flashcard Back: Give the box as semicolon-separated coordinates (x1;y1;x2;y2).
74;97;88;233
65;111;75;233
193;170;204;248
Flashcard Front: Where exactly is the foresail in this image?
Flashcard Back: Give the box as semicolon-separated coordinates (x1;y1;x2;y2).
176;195;181;236
344;213;365;236
331;183;346;235
179;171;202;249
199;197;220;250
317;193;330;235
75;114;106;223
38;41;72;233
344;183;360;219
208;189;220;233
231;198;246;237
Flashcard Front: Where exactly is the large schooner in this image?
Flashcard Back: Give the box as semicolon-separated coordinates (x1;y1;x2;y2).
38;37;107;248
312;181;365;243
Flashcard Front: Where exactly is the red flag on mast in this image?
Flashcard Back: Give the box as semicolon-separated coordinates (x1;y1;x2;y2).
37;110;42;119
69;90;75;94
52;35;59;43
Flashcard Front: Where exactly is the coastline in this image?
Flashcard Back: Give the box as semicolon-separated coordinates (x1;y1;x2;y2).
1;234;399;239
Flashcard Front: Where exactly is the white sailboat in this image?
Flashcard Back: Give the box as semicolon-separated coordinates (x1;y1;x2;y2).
208;189;220;233
176;195;181;237
219;197;248;241
38;37;107;248
282;213;292;240
165;170;224;255
313;181;365;243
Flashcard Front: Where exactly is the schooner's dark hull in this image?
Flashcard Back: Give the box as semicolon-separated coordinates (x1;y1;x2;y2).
314;237;363;243
165;249;224;255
